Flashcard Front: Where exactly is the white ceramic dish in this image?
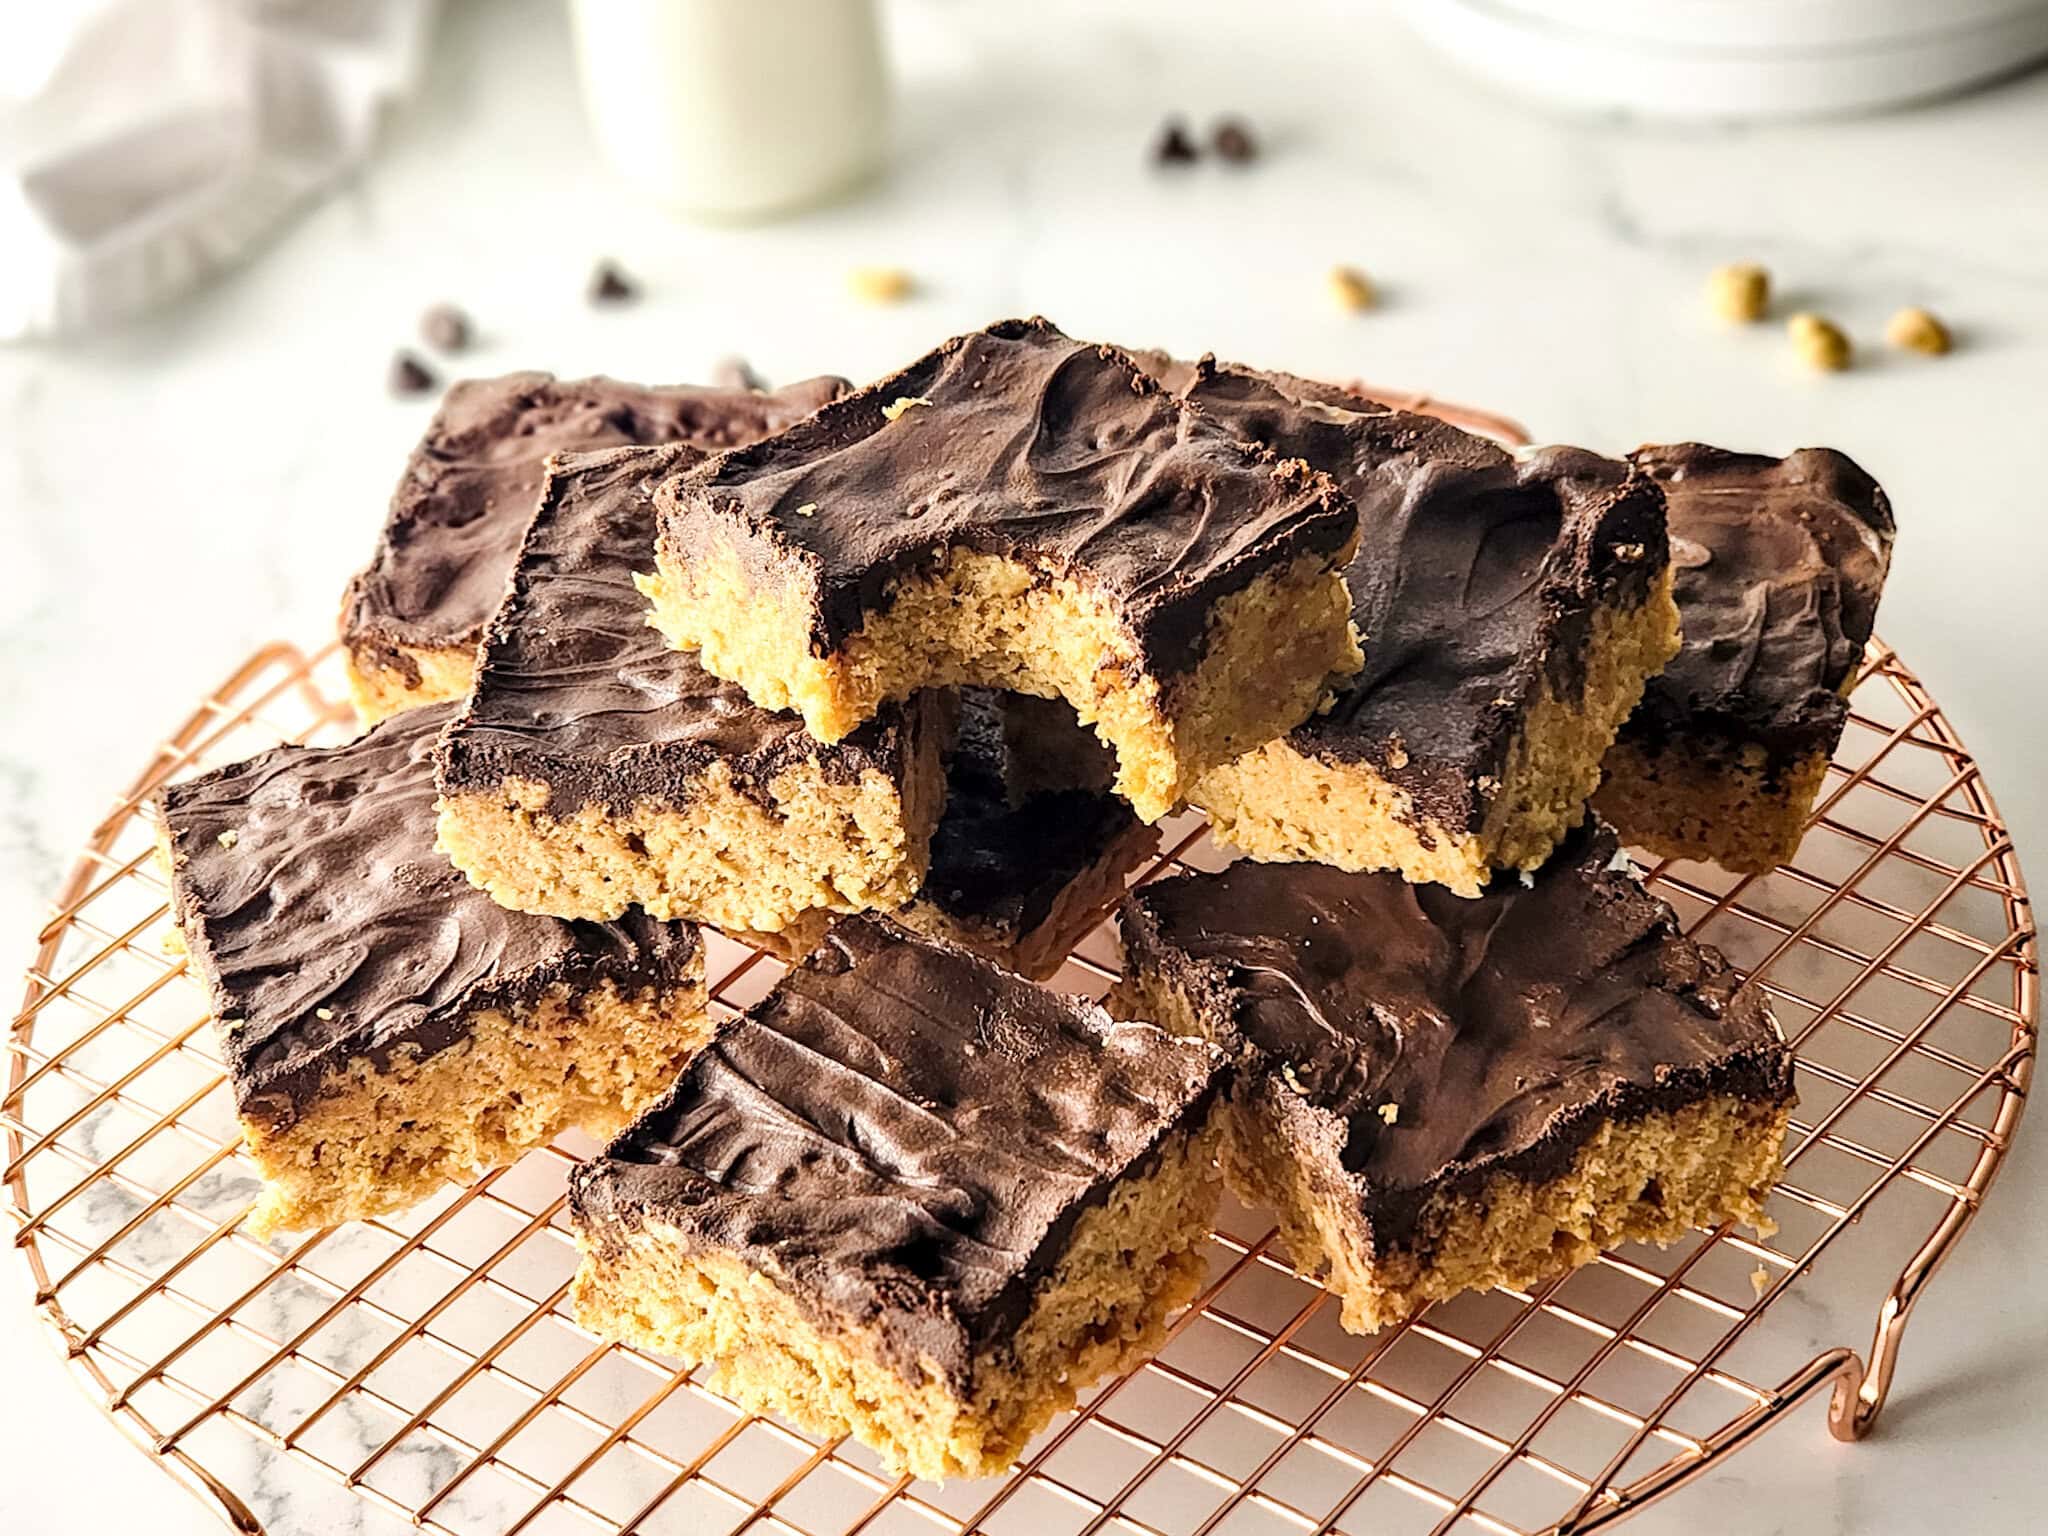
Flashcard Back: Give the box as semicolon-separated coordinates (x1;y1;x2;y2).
1403;0;2048;119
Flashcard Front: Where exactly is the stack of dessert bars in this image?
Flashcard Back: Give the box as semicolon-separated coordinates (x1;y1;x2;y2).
156;318;1893;1481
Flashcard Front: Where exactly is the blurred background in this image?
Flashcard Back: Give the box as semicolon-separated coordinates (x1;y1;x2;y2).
3;1;2045;1532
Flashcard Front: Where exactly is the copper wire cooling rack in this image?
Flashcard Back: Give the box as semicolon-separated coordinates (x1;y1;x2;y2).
5;637;2036;1536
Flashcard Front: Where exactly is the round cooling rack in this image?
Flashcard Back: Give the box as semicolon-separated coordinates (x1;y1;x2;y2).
4;636;2036;1536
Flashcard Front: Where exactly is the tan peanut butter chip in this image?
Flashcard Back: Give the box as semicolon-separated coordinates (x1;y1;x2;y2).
1886;307;1952;355
848;267;915;305
1788;313;1851;372
1328;265;1376;312
1706;263;1770;323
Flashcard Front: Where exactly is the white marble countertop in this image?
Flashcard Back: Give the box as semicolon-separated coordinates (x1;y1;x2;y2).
4;1;2044;1533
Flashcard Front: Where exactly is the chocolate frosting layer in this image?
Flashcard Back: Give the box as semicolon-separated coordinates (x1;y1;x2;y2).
1179;361;1668;835
570;916;1223;1391
342;370;847;670
1131;349;1404;417
1626;444;1894;761
658;318;1359;678
1121;823;1791;1252
160;704;701;1134
920;690;1151;933
437;445;929;815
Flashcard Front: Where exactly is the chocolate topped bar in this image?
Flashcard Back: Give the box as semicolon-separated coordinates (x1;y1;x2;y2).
160;703;701;1134
919;689;1148;942
1182;361;1666;841
1626;443;1894;761
341;369;845;686
437;445;927;817
1120;823;1791;1252
657;317;1357;676
571;915;1224;1390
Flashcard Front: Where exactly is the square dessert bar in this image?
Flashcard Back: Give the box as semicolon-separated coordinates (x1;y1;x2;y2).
1182;360;1681;895
909;689;1160;974
762;689;1161;977
434;444;946;937
1595;443;1896;872
569;916;1227;1481
158;703;712;1237
638;317;1364;822
1118;824;1794;1335
340;369;845;722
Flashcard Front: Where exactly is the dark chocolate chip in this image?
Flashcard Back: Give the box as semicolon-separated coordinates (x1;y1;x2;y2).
388;351;437;396
1154;120;1198;165
1212;119;1258;163
712;356;766;392
589;261;638;304
419;303;471;352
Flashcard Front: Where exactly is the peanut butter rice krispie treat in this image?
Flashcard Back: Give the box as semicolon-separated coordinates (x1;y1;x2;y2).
158;703;712;1237
1117;823;1794;1334
763;689;1160;975
1595;444;1895;872
569;916;1227;1481
341;369;845;721
637;318;1363;823
435;445;945;935
1181;361;1680;895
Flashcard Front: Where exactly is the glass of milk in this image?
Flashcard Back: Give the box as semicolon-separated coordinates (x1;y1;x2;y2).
568;0;890;219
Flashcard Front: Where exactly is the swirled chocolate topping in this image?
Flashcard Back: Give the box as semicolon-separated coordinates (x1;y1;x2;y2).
341;370;847;675
159;704;700;1133
1178;360;1668;835
656;318;1359;677
1131;349;1401;417
1120;823;1790;1251
569;915;1224;1390
1626;444;1894;759
436;445;932;815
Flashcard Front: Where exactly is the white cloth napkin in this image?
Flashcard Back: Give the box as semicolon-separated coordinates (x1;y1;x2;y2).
0;0;434;341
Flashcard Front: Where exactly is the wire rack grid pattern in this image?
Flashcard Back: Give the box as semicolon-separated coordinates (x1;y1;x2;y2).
4;635;2036;1536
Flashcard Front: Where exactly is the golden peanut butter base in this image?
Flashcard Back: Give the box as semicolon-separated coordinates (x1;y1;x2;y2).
640;540;1362;824
245;977;712;1238
571;1123;1221;1481
1193;567;1681;896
